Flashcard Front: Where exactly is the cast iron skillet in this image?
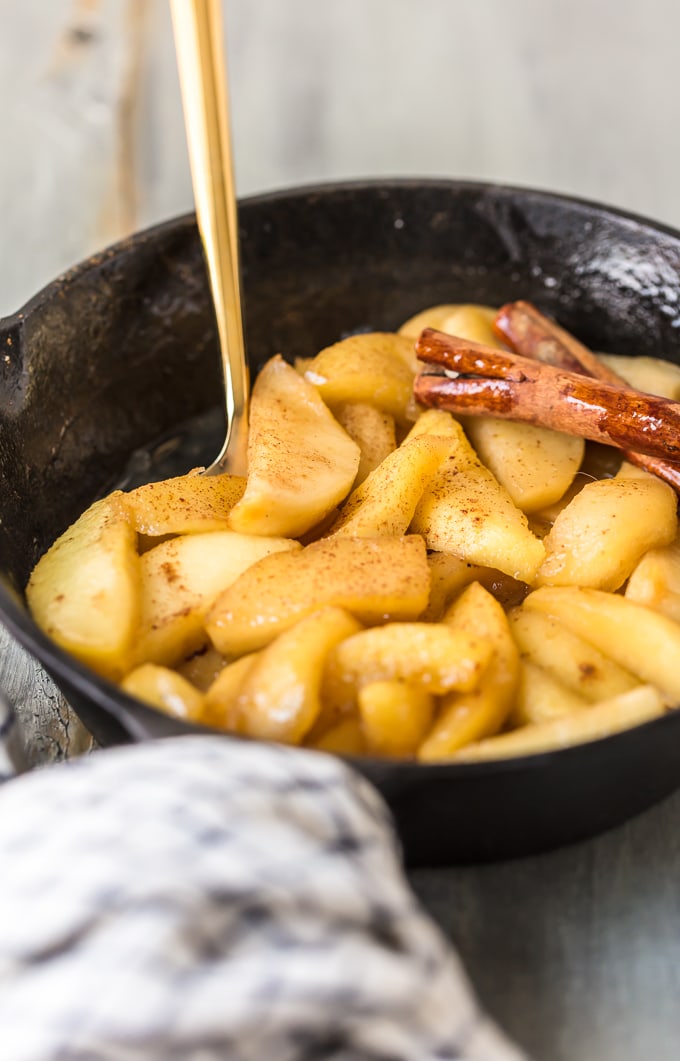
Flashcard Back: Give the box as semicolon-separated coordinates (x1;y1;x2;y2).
2;179;680;867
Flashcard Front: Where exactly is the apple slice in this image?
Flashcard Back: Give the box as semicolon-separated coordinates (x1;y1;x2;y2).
206;534;429;656
303;333;417;417
329;433;454;538
126;471;246;536
121;663;205;723
410;416;545;583
136;530;299;666
228;355;360;537
26;492;139;680
333;402;396;485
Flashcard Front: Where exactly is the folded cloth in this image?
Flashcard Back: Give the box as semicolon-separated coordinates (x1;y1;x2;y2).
0;735;526;1061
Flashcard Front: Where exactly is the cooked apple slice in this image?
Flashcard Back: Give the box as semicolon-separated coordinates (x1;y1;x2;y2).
453;686;667;762
615;460;659;482
525;586;680;703
307;717;367;757
465;420;584;514
226;607;362;744
136;531;299;666
398;303;498;342
509;605;639;703
121;663;205;723
329;434;454;538
303;333;416;419
418;582;519;761
228;355;360;537
408;304;584;514
598;353;680;400
410;416;545;583
126;472;246;535
434;306;584;514
404;408;459;440
333;402;396;485
322;620;491;716
26;492;139;680
203;652;259;728
206;535;430;656
358;681;434;758
536;476;677;590
625;534;680;622
510;660;590;727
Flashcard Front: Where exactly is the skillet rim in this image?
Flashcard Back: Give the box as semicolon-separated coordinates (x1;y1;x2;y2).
6;174;680;335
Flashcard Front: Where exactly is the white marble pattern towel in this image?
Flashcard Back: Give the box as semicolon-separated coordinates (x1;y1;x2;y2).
0;716;526;1061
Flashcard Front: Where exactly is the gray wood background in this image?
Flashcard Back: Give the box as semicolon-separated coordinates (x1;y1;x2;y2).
2;2;680;1058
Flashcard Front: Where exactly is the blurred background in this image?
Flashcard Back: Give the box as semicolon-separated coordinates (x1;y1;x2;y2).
0;0;677;315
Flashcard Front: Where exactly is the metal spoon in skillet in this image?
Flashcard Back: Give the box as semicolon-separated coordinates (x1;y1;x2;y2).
170;0;249;476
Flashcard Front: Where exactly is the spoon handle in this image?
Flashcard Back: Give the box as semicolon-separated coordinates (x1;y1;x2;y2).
170;0;249;475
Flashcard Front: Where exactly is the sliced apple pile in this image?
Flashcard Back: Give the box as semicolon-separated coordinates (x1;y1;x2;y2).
25;305;680;763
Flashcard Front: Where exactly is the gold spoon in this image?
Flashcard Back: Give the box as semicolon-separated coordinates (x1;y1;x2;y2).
170;0;249;476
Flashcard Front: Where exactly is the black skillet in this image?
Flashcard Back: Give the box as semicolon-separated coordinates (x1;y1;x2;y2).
2;179;680;866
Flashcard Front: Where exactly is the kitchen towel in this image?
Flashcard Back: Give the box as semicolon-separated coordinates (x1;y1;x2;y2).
0;722;525;1060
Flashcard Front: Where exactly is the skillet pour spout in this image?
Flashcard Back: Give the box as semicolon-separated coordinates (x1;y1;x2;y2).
3;179;680;866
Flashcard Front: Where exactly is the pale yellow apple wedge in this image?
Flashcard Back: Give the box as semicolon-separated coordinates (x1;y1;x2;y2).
418;582;519;761
454;687;666;763
453;686;668;762
536;476;677;590
136;531;300;667
625;534;680;622
410;303;584;513
410;416;545;583
398;303;498;341
509;660;590;727
465;419;584;514
598;352;680;400
126;471;246;535
358;681;434;758
615;461;659;482
26;493;139;681
303;333;416;419
329;434;454;538
322;620;492;715
226;608;362;744
121;663;205;723
308;717;367;757
525;586;680;703
228;355;360;538
508;605;639;703
333;402;396;485
206;534;430;657
203;653;259;729
403;407;459;441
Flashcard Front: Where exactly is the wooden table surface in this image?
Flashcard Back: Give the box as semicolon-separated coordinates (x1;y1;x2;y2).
3;3;680;1058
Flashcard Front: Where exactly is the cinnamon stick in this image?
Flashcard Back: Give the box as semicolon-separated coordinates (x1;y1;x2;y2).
414;328;680;463
494;300;606;377
494;300;680;490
